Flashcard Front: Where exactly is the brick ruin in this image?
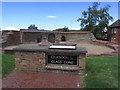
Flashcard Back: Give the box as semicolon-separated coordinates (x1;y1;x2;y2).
1;25;96;47
1;30;21;47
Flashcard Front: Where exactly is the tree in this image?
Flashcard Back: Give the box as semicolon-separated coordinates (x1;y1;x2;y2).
63;26;69;32
77;2;113;38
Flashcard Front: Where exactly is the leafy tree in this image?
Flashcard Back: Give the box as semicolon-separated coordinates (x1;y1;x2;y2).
77;2;113;38
63;26;69;32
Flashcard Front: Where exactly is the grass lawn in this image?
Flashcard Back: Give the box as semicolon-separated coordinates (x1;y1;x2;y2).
1;54;15;78
84;55;119;88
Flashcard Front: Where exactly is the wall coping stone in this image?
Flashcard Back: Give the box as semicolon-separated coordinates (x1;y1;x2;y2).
13;46;87;54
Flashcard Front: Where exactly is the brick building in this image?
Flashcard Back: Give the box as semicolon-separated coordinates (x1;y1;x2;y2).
109;19;120;44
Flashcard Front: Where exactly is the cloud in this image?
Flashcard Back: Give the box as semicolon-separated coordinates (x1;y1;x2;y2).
3;27;19;30
47;16;57;18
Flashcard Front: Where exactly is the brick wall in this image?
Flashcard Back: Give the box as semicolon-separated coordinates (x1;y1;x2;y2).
7;31;21;44
15;51;86;74
110;27;120;44
21;32;95;44
64;33;93;43
116;28;120;44
15;52;46;71
22;32;42;43
2;31;21;47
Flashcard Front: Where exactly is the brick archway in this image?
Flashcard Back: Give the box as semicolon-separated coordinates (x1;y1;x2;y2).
48;33;55;43
61;36;66;41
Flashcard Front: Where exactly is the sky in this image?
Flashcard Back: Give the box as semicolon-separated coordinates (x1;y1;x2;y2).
1;1;119;30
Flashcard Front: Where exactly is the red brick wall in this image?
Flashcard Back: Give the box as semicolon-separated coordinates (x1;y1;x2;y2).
15;51;86;73
22;32;42;43
116;28;120;44
15;52;46;71
110;28;120;44
5;31;21;45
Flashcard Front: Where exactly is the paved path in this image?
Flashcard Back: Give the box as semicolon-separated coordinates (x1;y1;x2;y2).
2;71;83;88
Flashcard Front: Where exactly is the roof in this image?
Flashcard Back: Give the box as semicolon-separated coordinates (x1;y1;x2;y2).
109;19;120;28
20;28;50;32
24;24;51;31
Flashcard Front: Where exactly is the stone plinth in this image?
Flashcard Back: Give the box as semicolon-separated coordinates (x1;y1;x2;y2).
14;46;87;75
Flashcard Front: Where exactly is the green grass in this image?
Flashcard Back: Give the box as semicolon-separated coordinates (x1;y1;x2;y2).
1;54;15;78
84;55;119;88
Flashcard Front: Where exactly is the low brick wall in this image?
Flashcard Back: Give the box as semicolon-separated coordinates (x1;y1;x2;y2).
15;52;46;72
92;40;109;46
14;46;87;75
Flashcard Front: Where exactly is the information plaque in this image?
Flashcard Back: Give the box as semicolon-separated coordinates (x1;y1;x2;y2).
49;45;76;50
48;55;77;65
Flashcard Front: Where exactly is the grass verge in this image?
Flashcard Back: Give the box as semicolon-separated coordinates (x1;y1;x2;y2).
2;54;15;78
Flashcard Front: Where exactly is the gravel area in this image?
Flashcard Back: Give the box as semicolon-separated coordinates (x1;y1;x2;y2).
77;43;114;55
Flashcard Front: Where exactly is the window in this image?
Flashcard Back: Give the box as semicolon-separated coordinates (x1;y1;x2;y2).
112;28;116;34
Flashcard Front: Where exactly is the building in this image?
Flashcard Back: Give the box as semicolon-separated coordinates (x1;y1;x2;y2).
109;19;120;44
